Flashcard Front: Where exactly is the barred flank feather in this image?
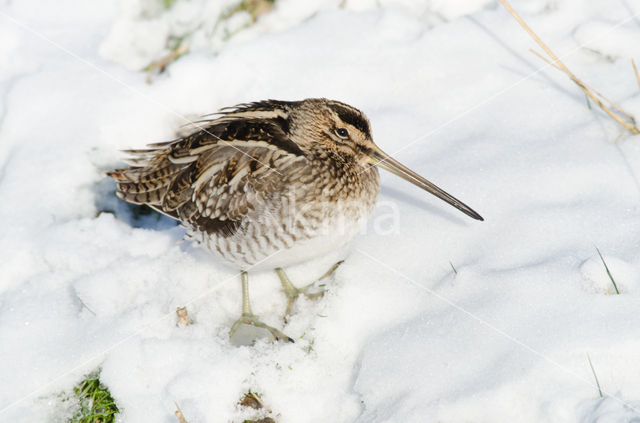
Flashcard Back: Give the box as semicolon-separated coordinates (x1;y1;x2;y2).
107;100;307;227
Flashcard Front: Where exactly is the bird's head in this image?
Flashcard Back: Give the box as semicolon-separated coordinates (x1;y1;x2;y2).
288;98;483;221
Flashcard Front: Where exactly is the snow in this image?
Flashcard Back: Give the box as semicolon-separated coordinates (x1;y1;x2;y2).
1;0;640;422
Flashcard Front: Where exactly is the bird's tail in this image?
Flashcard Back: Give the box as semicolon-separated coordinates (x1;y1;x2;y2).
106;146;189;212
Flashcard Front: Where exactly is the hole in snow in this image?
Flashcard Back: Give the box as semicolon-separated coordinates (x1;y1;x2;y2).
93;177;179;230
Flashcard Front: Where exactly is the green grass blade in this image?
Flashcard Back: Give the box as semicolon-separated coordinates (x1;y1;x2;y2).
587;354;603;398
596;248;620;294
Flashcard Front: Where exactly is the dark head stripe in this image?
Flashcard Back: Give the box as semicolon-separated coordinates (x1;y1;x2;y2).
328;103;371;138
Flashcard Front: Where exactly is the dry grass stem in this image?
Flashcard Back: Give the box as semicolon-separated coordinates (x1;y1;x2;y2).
531;49;636;122
633;59;640;90
614;128;628;143
176;306;190;326
500;0;640;135
146;43;189;84
174;401;189;423
246;0;274;21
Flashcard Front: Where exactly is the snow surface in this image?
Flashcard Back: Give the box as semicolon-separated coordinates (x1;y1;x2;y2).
2;0;640;421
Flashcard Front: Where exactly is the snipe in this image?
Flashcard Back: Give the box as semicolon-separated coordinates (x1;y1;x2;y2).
108;98;483;343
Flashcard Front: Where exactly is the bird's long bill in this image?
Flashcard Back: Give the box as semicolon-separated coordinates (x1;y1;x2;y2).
370;147;484;221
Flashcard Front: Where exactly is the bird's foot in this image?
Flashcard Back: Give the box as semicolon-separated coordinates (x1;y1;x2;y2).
279;261;343;319
283;283;326;319
229;313;294;344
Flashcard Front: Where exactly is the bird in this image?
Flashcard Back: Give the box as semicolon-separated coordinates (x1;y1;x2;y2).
107;98;483;343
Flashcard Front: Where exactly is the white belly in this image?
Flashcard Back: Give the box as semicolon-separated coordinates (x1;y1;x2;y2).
247;218;364;271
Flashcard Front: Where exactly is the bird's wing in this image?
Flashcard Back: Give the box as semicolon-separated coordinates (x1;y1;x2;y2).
172;144;306;237
108;114;307;237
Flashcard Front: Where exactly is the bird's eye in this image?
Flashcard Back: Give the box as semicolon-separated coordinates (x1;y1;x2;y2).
335;128;349;139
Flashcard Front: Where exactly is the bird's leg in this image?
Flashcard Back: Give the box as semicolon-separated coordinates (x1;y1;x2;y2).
275;261;343;318
229;271;293;343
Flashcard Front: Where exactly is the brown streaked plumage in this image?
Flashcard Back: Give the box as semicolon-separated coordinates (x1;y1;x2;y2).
107;98;483;343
